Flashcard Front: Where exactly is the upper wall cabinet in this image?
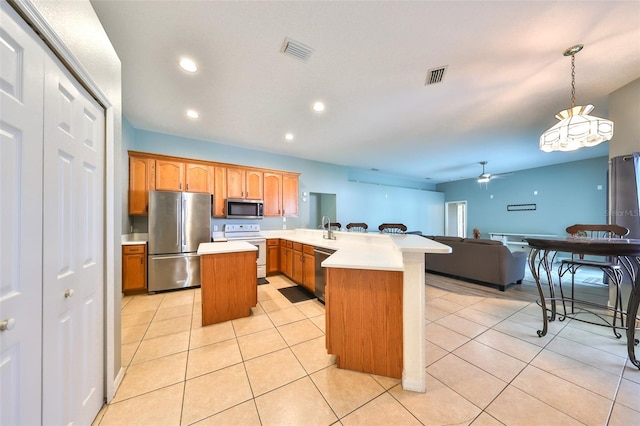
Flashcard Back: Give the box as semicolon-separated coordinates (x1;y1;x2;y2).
129;155;156;215
127;151;298;217
227;167;263;200
263;172;299;217
185;162;212;193
282;173;299;217
155;159;184;191
212;166;227;217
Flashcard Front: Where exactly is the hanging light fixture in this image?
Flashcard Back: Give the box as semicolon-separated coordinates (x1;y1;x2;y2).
539;44;613;153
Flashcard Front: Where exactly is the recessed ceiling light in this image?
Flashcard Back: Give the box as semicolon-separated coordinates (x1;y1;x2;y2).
285;133;294;141
186;109;199;119
312;101;325;112
179;57;198;73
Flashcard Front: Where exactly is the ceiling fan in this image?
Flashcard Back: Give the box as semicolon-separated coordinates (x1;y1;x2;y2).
477;161;511;184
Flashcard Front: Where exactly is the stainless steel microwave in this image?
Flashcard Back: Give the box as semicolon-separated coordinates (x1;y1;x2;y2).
226;198;264;219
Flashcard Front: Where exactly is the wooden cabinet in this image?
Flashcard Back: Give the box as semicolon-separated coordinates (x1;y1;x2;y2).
263;172;299;217
282;173;299;217
302;245;315;292
128;151;295;218
266;239;280;275
212;166;227;217
263;172;282;216
325;268;403;379
226;167;263;200
201;251;257;325
280;240;293;278
128;155;155;215
292;242;303;284
185;162;212;193
122;244;147;293
155;159;184;191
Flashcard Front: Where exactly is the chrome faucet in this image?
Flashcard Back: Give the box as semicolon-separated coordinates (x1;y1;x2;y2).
321;215;335;240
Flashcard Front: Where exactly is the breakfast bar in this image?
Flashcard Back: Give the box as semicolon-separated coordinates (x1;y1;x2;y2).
261;229;452;392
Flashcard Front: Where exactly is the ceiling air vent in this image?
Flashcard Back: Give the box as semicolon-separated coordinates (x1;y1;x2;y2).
281;37;314;62
425;65;448;85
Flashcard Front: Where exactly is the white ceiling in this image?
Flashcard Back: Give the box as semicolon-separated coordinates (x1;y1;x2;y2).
91;1;640;184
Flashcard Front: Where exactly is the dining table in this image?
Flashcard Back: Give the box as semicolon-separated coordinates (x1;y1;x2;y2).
525;236;640;369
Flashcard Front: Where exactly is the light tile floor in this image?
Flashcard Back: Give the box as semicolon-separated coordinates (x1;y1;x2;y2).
94;273;640;425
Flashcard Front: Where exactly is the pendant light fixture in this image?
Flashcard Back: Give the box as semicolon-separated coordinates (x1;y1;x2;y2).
539;44;613;153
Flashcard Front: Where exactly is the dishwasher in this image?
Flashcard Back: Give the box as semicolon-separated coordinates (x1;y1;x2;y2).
314;247;336;303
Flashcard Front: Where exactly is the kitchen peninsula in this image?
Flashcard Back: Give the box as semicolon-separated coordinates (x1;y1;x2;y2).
198;241;258;326
261;229;451;393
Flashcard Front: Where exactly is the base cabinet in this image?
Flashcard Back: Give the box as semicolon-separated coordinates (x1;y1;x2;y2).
266;239;280;275
122;244;147;293
325;268;403;379
201;251;257;325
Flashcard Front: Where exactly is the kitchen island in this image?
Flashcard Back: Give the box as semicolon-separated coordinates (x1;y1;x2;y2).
261;229;451;393
197;241;258;326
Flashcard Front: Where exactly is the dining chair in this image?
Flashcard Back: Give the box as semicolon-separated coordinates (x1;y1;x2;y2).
557;224;630;336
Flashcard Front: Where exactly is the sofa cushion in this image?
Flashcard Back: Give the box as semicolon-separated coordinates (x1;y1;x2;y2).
434;236;464;243
462;238;503;245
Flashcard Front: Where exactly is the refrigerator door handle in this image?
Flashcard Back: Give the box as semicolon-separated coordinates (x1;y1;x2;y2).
181;195;187;251
176;198;181;247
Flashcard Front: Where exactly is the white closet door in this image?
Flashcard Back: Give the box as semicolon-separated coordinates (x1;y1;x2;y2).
41;49;105;424
0;4;44;425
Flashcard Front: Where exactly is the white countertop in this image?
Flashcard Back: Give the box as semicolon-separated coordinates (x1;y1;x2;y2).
260;229;451;271
121;233;148;245
197;241;258;255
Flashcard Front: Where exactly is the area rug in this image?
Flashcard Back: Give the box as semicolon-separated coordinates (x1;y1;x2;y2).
278;286;316;303
257;277;269;285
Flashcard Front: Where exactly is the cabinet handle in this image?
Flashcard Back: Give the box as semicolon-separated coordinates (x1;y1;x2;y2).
186;184;189;190
140;257;143;264
64;289;74;298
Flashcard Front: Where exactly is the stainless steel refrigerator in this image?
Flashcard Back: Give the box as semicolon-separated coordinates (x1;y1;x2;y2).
148;191;212;293
609;152;639;290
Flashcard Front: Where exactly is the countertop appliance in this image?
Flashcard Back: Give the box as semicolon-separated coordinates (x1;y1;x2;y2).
223;224;266;279
314;247;337;303
226;198;264;219
148;191;212;293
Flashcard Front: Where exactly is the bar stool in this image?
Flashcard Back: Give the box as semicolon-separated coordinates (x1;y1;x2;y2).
378;223;407;234
557;224;630;337
346;223;368;232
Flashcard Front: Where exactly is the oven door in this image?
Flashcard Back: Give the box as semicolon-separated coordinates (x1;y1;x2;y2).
243;239;266;278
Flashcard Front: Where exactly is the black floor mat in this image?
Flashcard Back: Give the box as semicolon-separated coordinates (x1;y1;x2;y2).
257;277;269;285
278;286;316;303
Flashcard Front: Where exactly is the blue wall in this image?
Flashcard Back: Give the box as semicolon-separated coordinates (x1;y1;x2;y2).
126;126;445;234
436;157;609;237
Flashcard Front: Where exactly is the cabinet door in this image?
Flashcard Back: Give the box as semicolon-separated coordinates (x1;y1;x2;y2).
185;162;211;193
156;159;184;191
266;240;280;274
263;172;282;216
292;245;303;284
245;169;263;200
302;251;315;292
122;245;146;292
282;173;299;217
212;166;227;217
226;167;245;199
129;156;155;215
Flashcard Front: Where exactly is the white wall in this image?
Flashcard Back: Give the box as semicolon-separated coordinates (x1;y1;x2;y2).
609;78;640;157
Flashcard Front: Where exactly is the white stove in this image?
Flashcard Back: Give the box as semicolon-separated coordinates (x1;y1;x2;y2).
223;224;266;279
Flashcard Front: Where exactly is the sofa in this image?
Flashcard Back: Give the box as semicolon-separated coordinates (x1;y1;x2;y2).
424;236;528;291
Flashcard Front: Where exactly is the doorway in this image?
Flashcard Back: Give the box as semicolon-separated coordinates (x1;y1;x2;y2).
445;201;467;238
309;192;337;229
